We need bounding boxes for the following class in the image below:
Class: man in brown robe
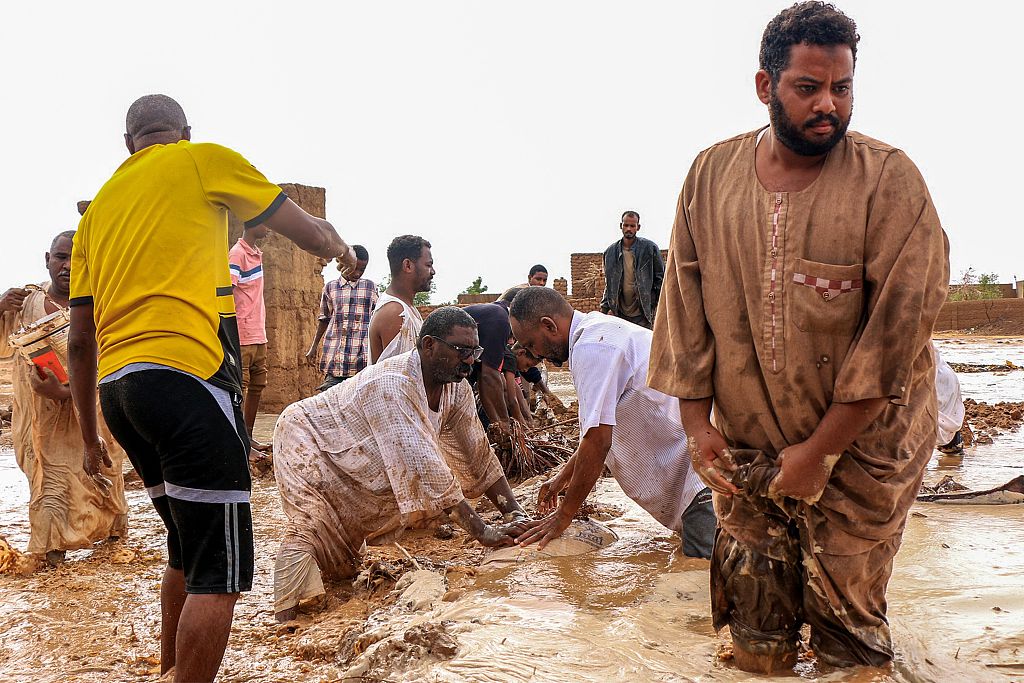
[648,2,949,673]
[0,232,126,567]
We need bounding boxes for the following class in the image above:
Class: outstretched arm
[515,424,612,549]
[262,198,357,268]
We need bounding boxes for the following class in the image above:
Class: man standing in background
[229,223,270,449]
[306,245,376,391]
[600,211,664,329]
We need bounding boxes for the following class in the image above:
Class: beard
[541,338,569,365]
[433,361,472,385]
[769,86,850,157]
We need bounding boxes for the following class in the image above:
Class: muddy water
[0,339,1022,681]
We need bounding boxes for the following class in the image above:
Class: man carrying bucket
[0,231,128,567]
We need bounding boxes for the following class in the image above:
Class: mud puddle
[1,340,1022,681]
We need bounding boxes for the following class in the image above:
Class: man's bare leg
[242,386,261,441]
[160,566,187,674]
[173,592,239,682]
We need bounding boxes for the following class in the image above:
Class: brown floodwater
[1,339,1022,681]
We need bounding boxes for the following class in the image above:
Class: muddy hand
[0,287,29,313]
[83,437,112,477]
[537,473,570,516]
[304,348,318,367]
[769,442,834,503]
[476,524,516,548]
[515,510,572,550]
[689,426,738,496]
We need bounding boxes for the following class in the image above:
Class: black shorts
[99,368,254,594]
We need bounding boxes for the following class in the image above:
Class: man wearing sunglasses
[271,307,527,623]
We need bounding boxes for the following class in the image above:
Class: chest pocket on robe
[789,258,864,335]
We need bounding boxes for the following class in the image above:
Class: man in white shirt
[508,286,713,557]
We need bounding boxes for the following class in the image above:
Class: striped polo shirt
[228,238,267,345]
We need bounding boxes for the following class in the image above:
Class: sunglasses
[429,335,484,361]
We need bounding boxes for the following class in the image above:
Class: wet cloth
[933,346,964,446]
[568,310,706,534]
[272,349,504,612]
[319,277,377,378]
[0,287,127,554]
[648,128,949,665]
[368,292,422,364]
[228,238,267,345]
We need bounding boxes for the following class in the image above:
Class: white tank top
[369,292,423,364]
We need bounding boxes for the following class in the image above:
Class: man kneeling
[273,307,527,621]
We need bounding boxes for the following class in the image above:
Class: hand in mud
[83,437,112,477]
[769,441,833,502]
[689,424,738,496]
[28,366,70,401]
[0,287,29,313]
[514,510,573,550]
[487,421,513,450]
[537,464,573,516]
[501,511,534,538]
[304,347,319,367]
[475,524,517,548]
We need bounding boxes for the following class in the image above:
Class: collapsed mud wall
[228,183,325,412]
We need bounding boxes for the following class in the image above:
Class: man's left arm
[68,303,111,475]
[772,151,950,501]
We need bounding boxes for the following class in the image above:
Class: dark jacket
[600,236,664,323]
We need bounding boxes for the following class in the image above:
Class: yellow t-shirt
[70,141,285,393]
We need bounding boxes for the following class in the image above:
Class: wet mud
[1,341,1022,681]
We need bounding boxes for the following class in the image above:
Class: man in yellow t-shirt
[67,94,356,683]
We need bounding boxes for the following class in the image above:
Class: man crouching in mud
[647,2,949,674]
[272,307,528,622]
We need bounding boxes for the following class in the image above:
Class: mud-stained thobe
[649,128,949,665]
[0,286,127,555]
[273,349,504,613]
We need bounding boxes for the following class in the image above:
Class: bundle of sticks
[493,418,576,480]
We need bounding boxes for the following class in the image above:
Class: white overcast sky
[2,1,1021,302]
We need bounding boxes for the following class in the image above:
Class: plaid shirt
[319,277,378,378]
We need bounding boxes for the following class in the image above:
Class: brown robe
[0,286,127,555]
[649,128,949,661]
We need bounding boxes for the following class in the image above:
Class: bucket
[8,308,71,383]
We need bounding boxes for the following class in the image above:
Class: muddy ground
[1,344,1023,682]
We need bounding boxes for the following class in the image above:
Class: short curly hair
[386,235,431,276]
[760,2,859,83]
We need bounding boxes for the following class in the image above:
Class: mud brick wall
[933,298,1024,332]
[457,293,499,305]
[229,183,325,412]
[553,278,568,296]
[569,250,669,299]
